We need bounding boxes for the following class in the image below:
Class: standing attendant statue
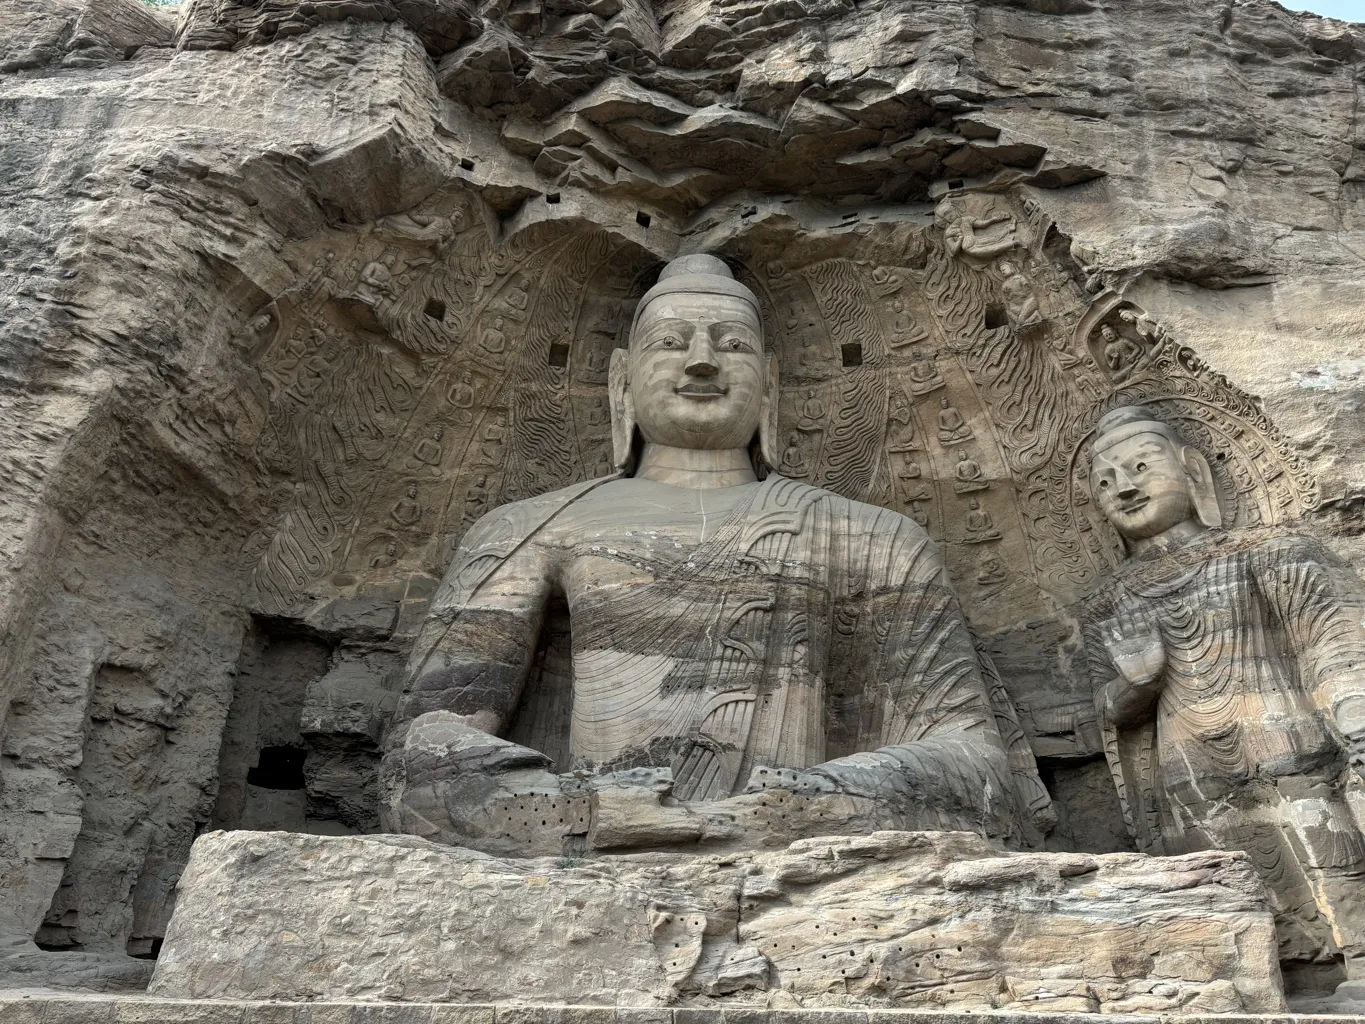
[381,254,1052,856]
[1084,405,1365,984]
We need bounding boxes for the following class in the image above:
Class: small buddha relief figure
[1100,324,1145,382]
[796,389,826,433]
[868,265,903,299]
[908,500,929,527]
[447,371,476,424]
[463,474,489,522]
[475,416,506,467]
[586,398,610,428]
[582,347,610,382]
[963,499,1001,543]
[1084,405,1365,989]
[907,353,945,395]
[888,301,928,350]
[976,557,1007,587]
[953,450,989,494]
[356,252,398,306]
[408,426,445,471]
[370,540,399,569]
[381,253,1052,858]
[897,457,922,481]
[780,431,809,478]
[479,317,508,358]
[938,397,974,446]
[502,278,530,316]
[391,483,422,528]
[996,257,1041,330]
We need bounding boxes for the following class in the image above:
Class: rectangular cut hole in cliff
[36,665,177,957]
[841,343,863,367]
[548,342,570,368]
[211,618,395,839]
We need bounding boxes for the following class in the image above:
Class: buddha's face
[1090,429,1196,540]
[628,291,765,450]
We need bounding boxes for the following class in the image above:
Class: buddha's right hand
[384,710,558,845]
[399,710,552,785]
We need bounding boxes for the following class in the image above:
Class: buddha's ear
[609,348,635,473]
[1180,445,1222,528]
[758,351,780,470]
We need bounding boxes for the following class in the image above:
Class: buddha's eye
[1099,479,1110,489]
[1135,462,1148,472]
[657,336,681,349]
[719,336,748,352]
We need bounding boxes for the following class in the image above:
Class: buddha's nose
[685,337,719,377]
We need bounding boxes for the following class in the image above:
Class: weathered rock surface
[2,0,1365,999]
[149,829,1284,1014]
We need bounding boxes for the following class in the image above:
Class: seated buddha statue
[380,255,1052,857]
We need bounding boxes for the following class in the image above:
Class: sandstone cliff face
[0,0,1363,992]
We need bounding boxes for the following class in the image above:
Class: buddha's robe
[386,473,1049,846]
[1085,532,1365,966]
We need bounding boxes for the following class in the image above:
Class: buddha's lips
[1118,495,1150,513]
[675,382,728,397]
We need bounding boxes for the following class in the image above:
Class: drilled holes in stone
[841,343,863,368]
[984,304,1007,330]
[548,343,569,368]
[424,298,446,322]
[460,158,475,171]
[948,179,965,190]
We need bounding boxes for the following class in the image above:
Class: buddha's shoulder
[764,476,929,536]
[462,478,613,547]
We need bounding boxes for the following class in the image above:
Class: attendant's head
[610,255,777,470]
[1089,405,1220,545]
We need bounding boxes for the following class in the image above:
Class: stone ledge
[1,1001,1364,1024]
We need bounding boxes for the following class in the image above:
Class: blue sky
[1281,0,1361,21]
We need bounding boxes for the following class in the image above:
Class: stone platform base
[3,1000,1365,1024]
[150,830,1287,1015]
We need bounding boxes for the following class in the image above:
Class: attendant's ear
[609,348,635,473]
[758,351,780,470]
[1180,445,1222,528]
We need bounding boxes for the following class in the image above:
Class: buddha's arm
[1257,539,1365,752]
[782,525,1013,829]
[393,524,555,741]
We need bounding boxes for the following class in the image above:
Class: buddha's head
[610,254,777,470]
[1088,405,1220,545]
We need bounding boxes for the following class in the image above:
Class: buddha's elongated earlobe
[609,348,635,472]
[758,351,780,470]
[1181,445,1222,528]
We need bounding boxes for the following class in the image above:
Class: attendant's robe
[1085,531,1365,966]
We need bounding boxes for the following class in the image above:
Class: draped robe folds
[1084,531,1365,964]
[387,474,1050,847]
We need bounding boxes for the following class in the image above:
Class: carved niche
[171,183,1315,768]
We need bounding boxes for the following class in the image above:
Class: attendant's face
[628,292,765,450]
[1090,430,1195,539]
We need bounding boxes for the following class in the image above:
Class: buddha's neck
[634,443,757,489]
[1127,519,1208,558]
